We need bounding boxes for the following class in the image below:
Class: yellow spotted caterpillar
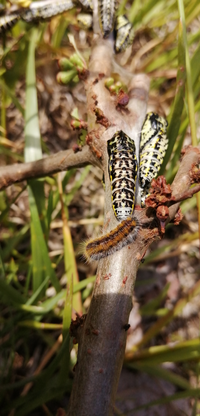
[139,112,168,206]
[114,15,134,53]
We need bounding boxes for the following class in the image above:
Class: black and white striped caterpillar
[21,0,75,23]
[0,1,134,54]
[0,0,92,34]
[98,0,116,38]
[97,1,134,52]
[0,13,20,34]
[107,130,138,222]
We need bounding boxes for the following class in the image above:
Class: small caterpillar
[139,112,168,206]
[114,15,134,53]
[0,13,20,34]
[21,0,75,23]
[77,13,93,29]
[98,0,116,38]
[84,217,139,261]
[108,131,138,221]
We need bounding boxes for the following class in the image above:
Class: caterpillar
[139,112,168,206]
[0,13,20,34]
[108,131,138,222]
[84,217,139,261]
[114,15,134,53]
[21,0,75,23]
[77,13,93,29]
[98,0,116,38]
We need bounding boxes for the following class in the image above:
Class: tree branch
[0,145,98,190]
[67,40,150,416]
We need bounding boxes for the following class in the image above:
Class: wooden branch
[67,40,150,416]
[169,146,200,220]
[0,145,98,190]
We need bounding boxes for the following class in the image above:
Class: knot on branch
[86,130,103,159]
[94,107,111,128]
[190,162,200,183]
[70,313,87,344]
[116,90,130,113]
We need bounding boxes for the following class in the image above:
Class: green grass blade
[0,277,26,306]
[127,363,190,390]
[24,29,60,293]
[127,338,200,365]
[159,18,186,175]
[24,29,42,163]
[28,186,61,292]
[178,0,197,146]
[57,174,81,385]
[177,0,200,235]
[0,79,24,116]
[1,224,29,261]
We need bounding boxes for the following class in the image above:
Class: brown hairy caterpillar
[83,217,139,261]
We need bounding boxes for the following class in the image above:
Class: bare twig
[0,145,97,190]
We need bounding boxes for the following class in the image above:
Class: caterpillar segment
[139,112,168,207]
[98,0,116,38]
[108,131,138,222]
[0,13,20,34]
[114,15,134,53]
[77,13,93,29]
[21,0,75,23]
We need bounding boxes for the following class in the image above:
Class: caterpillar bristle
[82,217,139,261]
